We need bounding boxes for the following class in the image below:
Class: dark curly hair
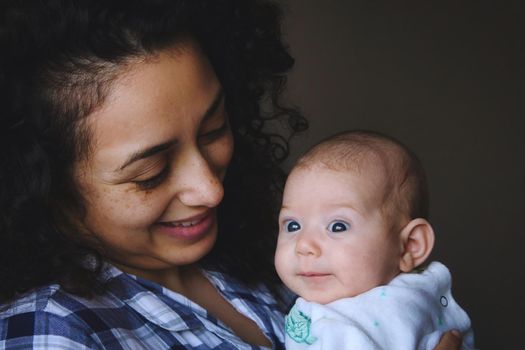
[0,0,307,303]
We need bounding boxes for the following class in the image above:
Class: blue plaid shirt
[0,265,291,349]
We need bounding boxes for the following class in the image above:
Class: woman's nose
[175,150,224,208]
[295,231,321,257]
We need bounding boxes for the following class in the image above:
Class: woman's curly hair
[0,0,307,303]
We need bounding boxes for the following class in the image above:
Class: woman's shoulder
[0,284,61,319]
[0,267,152,349]
[0,269,127,321]
[0,284,103,348]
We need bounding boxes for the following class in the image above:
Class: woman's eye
[133,166,169,190]
[283,220,301,233]
[199,119,229,144]
[328,221,350,233]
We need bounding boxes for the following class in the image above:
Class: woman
[0,0,462,348]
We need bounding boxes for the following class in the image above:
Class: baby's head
[275,130,434,304]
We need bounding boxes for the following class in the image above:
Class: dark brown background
[280,1,523,348]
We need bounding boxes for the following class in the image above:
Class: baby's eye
[328,221,350,233]
[283,220,301,233]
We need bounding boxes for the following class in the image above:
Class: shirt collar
[100,264,204,332]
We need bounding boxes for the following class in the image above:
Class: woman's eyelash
[200,120,228,141]
[132,119,228,191]
[134,165,170,190]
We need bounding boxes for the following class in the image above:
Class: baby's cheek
[274,245,295,285]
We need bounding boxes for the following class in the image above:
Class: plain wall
[280,1,523,348]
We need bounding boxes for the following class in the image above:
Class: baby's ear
[398,218,435,272]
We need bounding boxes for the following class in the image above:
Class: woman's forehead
[76,43,220,170]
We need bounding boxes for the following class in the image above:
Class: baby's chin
[298,291,352,305]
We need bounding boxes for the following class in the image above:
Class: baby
[275,130,474,349]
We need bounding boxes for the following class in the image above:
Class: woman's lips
[156,211,215,240]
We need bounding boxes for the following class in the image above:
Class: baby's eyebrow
[337,203,358,210]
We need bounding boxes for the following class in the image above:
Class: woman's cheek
[88,187,168,230]
[127,189,175,226]
[211,131,234,175]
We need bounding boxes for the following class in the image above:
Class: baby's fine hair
[295,130,429,228]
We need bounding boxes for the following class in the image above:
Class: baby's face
[275,166,402,304]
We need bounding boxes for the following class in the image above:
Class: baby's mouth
[299,272,331,277]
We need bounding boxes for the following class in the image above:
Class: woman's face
[74,43,233,275]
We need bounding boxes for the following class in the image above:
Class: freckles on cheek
[121,190,166,225]
[87,188,162,230]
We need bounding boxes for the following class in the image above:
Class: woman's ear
[398,218,435,272]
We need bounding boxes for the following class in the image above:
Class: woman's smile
[156,209,216,241]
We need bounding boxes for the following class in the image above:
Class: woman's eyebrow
[116,88,224,172]
[117,141,176,171]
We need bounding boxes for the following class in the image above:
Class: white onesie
[284,261,474,350]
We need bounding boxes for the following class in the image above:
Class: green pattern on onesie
[285,305,317,345]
